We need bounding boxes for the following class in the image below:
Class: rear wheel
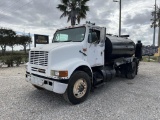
[63,71,91,105]
[126,62,137,79]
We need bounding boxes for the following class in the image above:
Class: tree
[157,8,160,46]
[57,0,89,26]
[151,7,160,62]
[17,35,32,54]
[151,7,160,46]
[0,28,16,55]
[6,30,17,54]
[0,28,7,55]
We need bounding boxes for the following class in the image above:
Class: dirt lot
[0,62,160,120]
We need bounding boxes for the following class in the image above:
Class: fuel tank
[105,35,135,63]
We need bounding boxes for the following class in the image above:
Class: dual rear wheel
[126,61,137,79]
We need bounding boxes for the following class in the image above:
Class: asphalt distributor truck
[26,22,142,104]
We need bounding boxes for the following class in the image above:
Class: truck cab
[26,23,140,104]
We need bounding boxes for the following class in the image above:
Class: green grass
[142,56,158,62]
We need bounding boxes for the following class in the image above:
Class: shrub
[21,55,28,63]
[14,55,22,66]
[0,55,24,67]
[0,56,14,67]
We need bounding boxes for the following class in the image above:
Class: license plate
[31,75,44,86]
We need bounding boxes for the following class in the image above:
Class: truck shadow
[25,75,140,108]
[25,88,70,108]
[89,76,137,99]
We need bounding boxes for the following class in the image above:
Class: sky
[0,0,159,50]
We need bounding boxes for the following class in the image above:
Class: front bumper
[26,72,68,94]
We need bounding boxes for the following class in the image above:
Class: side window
[88,29,100,43]
[94,30,100,40]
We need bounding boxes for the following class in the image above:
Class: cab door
[86,27,106,67]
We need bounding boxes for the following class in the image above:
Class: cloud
[0,0,159,50]
[124,10,152,25]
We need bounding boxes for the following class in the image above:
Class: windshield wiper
[53,40,72,42]
[72,40,82,42]
[53,41,60,43]
[63,40,72,42]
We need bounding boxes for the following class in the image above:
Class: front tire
[63,71,91,105]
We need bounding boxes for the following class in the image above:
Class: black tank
[105,35,135,63]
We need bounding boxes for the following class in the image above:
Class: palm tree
[57,0,89,26]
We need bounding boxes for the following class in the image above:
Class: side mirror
[100,27,106,41]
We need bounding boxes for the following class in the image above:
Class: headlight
[50,70,68,77]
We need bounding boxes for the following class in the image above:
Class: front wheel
[63,71,91,105]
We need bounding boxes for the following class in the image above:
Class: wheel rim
[73,79,87,98]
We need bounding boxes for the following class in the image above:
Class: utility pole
[158,8,160,47]
[156,8,160,62]
[158,9,160,62]
[113,0,122,36]
[28,33,31,50]
[119,0,121,36]
[153,0,157,46]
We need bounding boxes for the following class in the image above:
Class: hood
[31,42,81,51]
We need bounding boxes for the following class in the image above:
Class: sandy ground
[0,62,160,120]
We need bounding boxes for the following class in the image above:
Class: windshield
[52,27,86,42]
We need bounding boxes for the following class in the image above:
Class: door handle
[79,50,87,56]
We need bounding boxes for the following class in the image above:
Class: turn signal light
[59,71,68,77]
[50,70,68,77]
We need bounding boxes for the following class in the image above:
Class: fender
[50,58,92,79]
[114,57,138,67]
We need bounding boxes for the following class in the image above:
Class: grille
[30,51,48,66]
[31,67,46,73]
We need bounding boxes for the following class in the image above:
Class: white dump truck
[26,22,142,104]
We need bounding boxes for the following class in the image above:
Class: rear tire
[126,62,137,79]
[63,71,91,105]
